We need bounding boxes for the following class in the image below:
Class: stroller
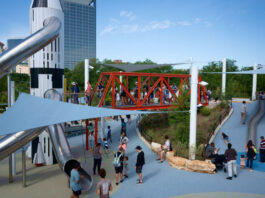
[213,154,227,172]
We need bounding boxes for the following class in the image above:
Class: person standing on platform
[224,143,237,180]
[241,101,247,124]
[97,168,112,198]
[259,136,265,162]
[70,161,83,198]
[93,143,102,175]
[85,81,92,106]
[135,146,145,184]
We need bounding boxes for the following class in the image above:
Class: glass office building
[60,0,96,70]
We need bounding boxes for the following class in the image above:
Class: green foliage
[200,107,211,116]
[139,113,169,132]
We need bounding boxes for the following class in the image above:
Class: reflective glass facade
[60,0,96,70]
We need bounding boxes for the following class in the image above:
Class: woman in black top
[245,140,256,171]
[135,146,145,184]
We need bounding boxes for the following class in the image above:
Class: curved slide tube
[0,17,92,190]
[47,124,93,191]
[248,100,265,145]
[0,17,60,78]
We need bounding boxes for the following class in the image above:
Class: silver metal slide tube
[0,127,47,161]
[47,124,93,192]
[0,16,61,78]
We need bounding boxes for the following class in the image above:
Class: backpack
[169,143,173,151]
[113,152,123,167]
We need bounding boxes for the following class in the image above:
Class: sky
[0,0,265,68]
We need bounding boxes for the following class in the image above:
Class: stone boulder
[167,156,187,167]
[151,142,161,153]
[185,160,216,174]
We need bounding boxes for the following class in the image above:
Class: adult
[85,81,92,106]
[121,119,126,134]
[245,140,256,171]
[241,101,247,124]
[70,161,83,198]
[113,147,124,186]
[93,143,102,175]
[98,81,104,99]
[259,136,265,162]
[119,132,129,152]
[135,146,145,184]
[97,168,112,198]
[205,143,226,171]
[224,143,237,180]
[157,135,171,163]
[72,82,79,104]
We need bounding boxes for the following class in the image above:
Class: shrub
[200,107,210,116]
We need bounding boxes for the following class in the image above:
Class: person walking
[85,81,92,106]
[135,146,145,184]
[241,101,247,124]
[224,143,237,180]
[246,140,256,171]
[258,136,265,162]
[113,147,124,186]
[93,143,102,175]
[107,125,112,143]
[70,161,83,198]
[97,168,112,198]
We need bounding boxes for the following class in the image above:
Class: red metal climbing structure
[86,72,209,148]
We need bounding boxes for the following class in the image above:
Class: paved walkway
[106,104,265,198]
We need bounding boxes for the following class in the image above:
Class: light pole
[222,58,226,96]
[84,59,94,91]
[189,58,198,160]
[252,64,257,101]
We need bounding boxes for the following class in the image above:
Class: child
[70,161,83,198]
[107,125,112,143]
[240,155,246,169]
[124,156,129,178]
[221,132,229,145]
[89,132,95,150]
[116,90,120,106]
[103,138,110,153]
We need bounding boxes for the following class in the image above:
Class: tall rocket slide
[0,0,92,191]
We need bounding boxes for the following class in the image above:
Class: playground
[1,0,265,198]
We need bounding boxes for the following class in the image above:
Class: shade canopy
[0,93,154,136]
[104,63,188,72]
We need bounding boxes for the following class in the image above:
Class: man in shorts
[70,161,83,198]
[97,168,112,198]
[135,146,145,184]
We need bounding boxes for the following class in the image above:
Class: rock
[166,151,174,159]
[151,142,161,153]
[185,160,216,174]
[167,156,187,167]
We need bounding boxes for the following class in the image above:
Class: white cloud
[194,18,201,24]
[100,12,213,35]
[177,21,192,26]
[203,21,212,27]
[141,20,175,32]
[120,10,136,21]
[101,24,117,35]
